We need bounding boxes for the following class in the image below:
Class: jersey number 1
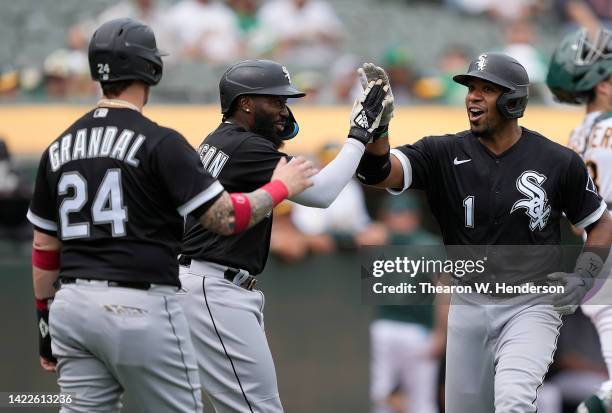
[58,169,127,240]
[463,196,474,228]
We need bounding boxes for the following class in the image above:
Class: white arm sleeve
[289,138,365,208]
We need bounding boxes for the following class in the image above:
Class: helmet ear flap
[497,90,528,119]
[278,106,299,140]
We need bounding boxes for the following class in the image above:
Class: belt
[178,256,257,291]
[59,277,152,291]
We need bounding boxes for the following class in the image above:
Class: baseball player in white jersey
[547,27,612,412]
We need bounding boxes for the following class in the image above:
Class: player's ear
[239,96,253,114]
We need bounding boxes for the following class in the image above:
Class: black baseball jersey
[391,128,607,282]
[27,107,224,286]
[181,122,285,275]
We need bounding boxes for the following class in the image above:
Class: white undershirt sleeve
[289,138,365,208]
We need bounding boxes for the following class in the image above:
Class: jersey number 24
[58,169,127,240]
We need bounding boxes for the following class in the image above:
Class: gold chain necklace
[96,98,141,112]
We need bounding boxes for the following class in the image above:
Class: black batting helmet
[219,59,305,114]
[88,18,166,86]
[453,53,529,119]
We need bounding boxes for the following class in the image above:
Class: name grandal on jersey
[49,126,146,172]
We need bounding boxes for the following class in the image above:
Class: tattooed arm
[199,157,316,235]
[199,189,273,236]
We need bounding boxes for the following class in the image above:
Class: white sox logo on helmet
[281,66,291,84]
[477,54,487,71]
[510,170,551,231]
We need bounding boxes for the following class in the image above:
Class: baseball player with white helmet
[547,27,612,413]
[28,18,314,412]
[357,53,612,412]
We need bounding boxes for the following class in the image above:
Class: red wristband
[261,180,289,207]
[32,248,60,271]
[230,193,252,233]
[35,298,52,311]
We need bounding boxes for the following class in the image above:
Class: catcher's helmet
[546,28,612,104]
[219,59,305,140]
[453,53,529,119]
[89,18,166,86]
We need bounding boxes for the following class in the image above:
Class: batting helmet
[88,18,166,86]
[546,28,612,104]
[219,59,306,139]
[453,53,530,119]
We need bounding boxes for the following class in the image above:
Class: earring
[245,108,250,112]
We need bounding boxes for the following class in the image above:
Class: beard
[470,120,494,140]
[251,108,284,149]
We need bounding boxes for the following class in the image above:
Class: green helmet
[546,27,612,104]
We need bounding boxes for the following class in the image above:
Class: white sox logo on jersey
[510,171,551,231]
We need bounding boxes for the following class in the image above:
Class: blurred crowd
[1,0,611,104]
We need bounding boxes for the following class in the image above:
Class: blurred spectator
[291,70,325,103]
[446,0,543,21]
[0,138,31,243]
[226,0,260,34]
[43,49,94,99]
[556,0,612,33]
[290,143,387,251]
[68,0,171,51]
[0,66,20,99]
[166,0,242,64]
[46,0,168,98]
[500,20,548,85]
[269,201,311,262]
[371,194,446,413]
[257,0,345,69]
[318,54,363,104]
[414,44,472,105]
[381,46,419,105]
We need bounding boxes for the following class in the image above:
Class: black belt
[59,277,151,291]
[178,256,257,291]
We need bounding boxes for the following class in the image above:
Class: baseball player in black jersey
[356,54,612,412]
[27,19,314,413]
[177,59,392,412]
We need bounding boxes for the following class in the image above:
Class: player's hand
[358,62,395,128]
[40,356,57,372]
[271,157,317,198]
[547,272,592,315]
[348,79,391,145]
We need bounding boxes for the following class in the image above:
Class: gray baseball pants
[445,292,562,413]
[49,279,203,413]
[178,260,283,413]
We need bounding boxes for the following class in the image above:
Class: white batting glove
[547,252,603,315]
[358,62,394,128]
[348,78,391,145]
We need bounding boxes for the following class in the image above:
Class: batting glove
[358,63,394,138]
[348,79,391,145]
[548,251,603,315]
[36,297,57,363]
